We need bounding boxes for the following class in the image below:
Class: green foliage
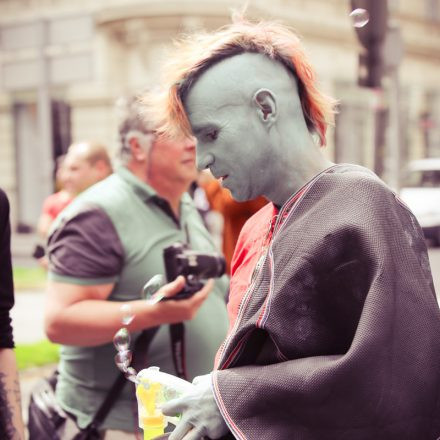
[13,266,47,291]
[15,340,59,370]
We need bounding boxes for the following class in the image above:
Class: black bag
[28,328,159,440]
[27,371,101,440]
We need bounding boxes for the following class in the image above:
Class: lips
[182,158,196,165]
[211,169,228,180]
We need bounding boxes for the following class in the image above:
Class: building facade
[1,0,439,229]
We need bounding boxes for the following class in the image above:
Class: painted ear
[252,88,277,125]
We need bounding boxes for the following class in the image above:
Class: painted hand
[162,373,229,440]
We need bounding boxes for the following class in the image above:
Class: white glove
[162,373,229,440]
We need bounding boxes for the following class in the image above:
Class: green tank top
[49,167,229,431]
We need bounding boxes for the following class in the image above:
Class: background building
[1,0,439,230]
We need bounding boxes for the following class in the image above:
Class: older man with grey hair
[44,94,229,438]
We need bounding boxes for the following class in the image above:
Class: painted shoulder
[328,163,392,197]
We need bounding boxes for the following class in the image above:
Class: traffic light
[351,0,388,88]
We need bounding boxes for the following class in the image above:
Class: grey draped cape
[213,165,440,440]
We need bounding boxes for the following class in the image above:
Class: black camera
[163,242,226,299]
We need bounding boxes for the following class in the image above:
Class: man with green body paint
[151,19,440,440]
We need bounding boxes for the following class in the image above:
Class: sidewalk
[11,290,47,344]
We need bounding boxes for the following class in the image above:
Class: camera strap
[169,323,187,380]
[96,328,159,426]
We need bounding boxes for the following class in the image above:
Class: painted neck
[266,144,334,207]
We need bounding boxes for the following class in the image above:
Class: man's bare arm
[37,212,53,239]
[45,276,213,346]
[0,349,24,440]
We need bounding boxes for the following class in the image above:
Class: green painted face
[184,52,331,205]
[184,53,289,202]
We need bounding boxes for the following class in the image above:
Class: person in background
[44,95,229,438]
[201,174,267,274]
[0,188,25,440]
[37,141,113,240]
[34,141,113,268]
[149,18,440,440]
[36,155,72,240]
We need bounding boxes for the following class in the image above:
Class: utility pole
[37,19,54,201]
[383,24,404,191]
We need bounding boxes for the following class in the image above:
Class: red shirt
[203,179,267,274]
[226,186,308,334]
[42,190,73,220]
[227,203,277,333]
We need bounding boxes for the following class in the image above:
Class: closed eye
[205,129,219,141]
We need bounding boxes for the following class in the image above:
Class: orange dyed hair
[145,18,337,146]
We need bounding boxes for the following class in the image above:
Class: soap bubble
[349,8,369,28]
[115,350,132,371]
[120,303,134,325]
[142,274,165,300]
[125,367,139,383]
[113,327,131,352]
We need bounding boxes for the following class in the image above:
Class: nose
[196,151,214,171]
[183,136,196,150]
